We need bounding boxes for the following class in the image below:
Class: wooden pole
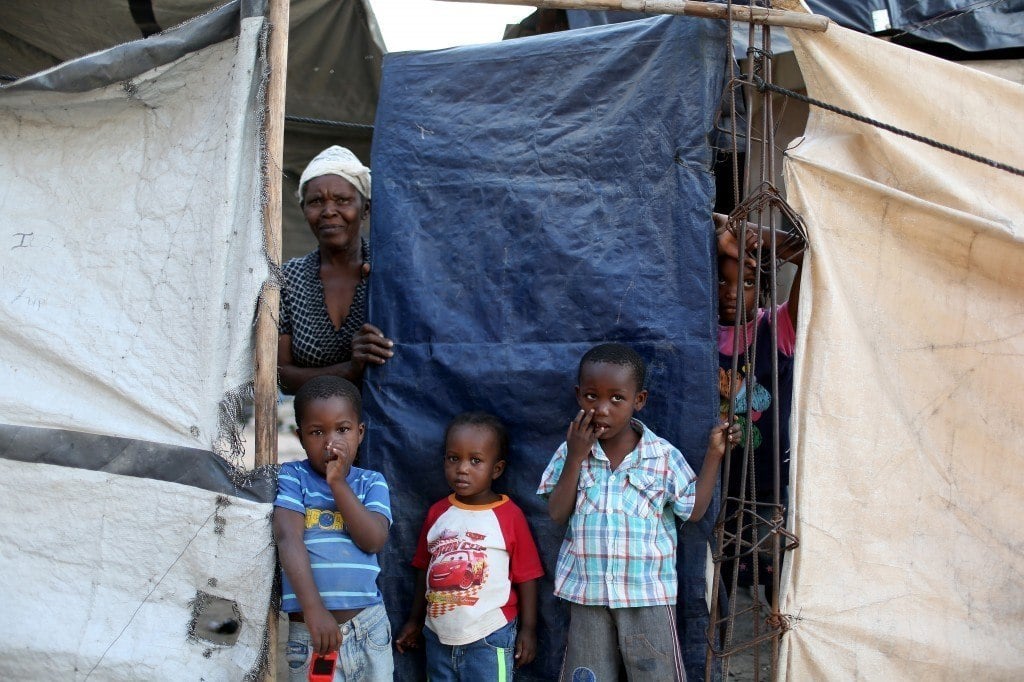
[436,0,829,31]
[256,0,288,679]
[256,2,287,491]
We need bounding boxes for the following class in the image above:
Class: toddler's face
[295,396,364,477]
[443,424,505,506]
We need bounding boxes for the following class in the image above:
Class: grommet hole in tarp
[189,591,242,646]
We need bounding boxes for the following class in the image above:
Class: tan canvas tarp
[781,24,1024,680]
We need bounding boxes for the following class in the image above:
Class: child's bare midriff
[288,607,364,625]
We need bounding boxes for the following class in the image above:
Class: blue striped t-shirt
[275,460,392,612]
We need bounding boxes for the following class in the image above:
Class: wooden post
[436,0,829,31]
[256,0,289,679]
[255,4,287,483]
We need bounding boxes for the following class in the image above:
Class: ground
[719,586,778,681]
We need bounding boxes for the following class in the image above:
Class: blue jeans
[423,618,517,681]
[284,602,393,681]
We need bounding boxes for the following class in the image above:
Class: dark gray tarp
[889,0,1024,52]
[0,0,264,93]
[0,425,275,503]
[366,15,726,681]
[566,1,1024,53]
[802,0,1024,52]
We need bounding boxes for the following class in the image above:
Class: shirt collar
[591,418,658,463]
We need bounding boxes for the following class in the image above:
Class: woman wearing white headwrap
[277,146,394,393]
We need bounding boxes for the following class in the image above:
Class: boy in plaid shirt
[537,343,738,681]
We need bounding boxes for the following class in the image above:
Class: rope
[285,115,374,132]
[752,76,1024,178]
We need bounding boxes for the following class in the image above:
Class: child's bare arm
[323,441,390,553]
[329,480,389,553]
[547,410,598,524]
[689,421,741,522]
[514,579,538,667]
[272,507,341,654]
[394,569,427,653]
[715,213,805,265]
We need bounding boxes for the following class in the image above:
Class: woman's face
[302,174,367,251]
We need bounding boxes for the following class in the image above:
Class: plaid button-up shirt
[537,420,697,607]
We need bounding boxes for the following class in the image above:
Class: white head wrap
[298,145,371,202]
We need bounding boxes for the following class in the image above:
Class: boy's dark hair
[444,411,509,462]
[578,343,646,391]
[293,376,362,427]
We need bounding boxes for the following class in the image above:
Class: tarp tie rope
[285,114,374,132]
[752,75,1024,178]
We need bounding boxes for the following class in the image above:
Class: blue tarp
[365,15,727,681]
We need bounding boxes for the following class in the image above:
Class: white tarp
[0,459,275,680]
[0,7,276,680]
[782,24,1024,680]
[0,15,267,453]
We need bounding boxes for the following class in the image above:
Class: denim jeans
[560,603,685,681]
[284,602,393,682]
[423,618,517,681]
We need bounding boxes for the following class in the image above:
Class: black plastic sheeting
[364,16,726,681]
[568,1,1024,53]
[802,0,1024,52]
[0,0,266,93]
[0,424,276,503]
[890,0,1024,53]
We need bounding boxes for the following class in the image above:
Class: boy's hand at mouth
[566,409,598,464]
[324,441,353,484]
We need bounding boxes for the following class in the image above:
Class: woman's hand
[351,323,394,371]
[566,409,597,465]
[349,263,394,372]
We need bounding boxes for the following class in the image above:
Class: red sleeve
[411,498,451,570]
[495,500,544,584]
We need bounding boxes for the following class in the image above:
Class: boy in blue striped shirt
[274,376,393,680]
